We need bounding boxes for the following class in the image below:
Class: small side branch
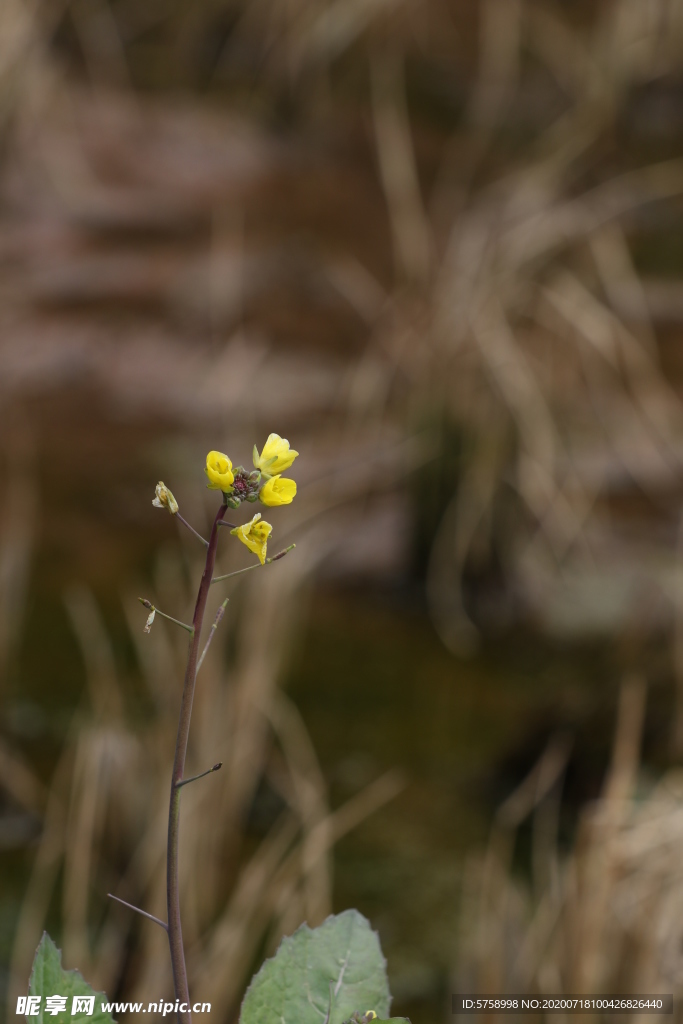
[107,893,168,931]
[216,520,238,529]
[139,598,194,635]
[197,600,228,673]
[176,513,209,548]
[176,763,223,789]
[211,544,296,584]
[268,543,297,563]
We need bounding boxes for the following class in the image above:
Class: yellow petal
[205,450,234,491]
[230,513,272,564]
[254,434,299,475]
[259,475,297,507]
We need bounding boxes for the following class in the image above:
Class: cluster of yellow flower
[204,433,298,507]
[206,434,297,565]
[153,434,298,566]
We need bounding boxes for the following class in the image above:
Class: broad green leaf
[240,910,391,1024]
[27,933,116,1024]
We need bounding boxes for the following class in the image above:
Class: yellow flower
[205,451,234,492]
[253,433,299,475]
[259,475,297,506]
[152,481,178,514]
[230,512,272,565]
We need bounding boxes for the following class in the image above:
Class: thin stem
[211,563,259,585]
[211,544,296,584]
[176,513,209,548]
[107,893,168,931]
[167,501,227,1024]
[268,543,297,562]
[215,520,238,529]
[139,599,194,635]
[176,762,223,789]
[196,599,228,673]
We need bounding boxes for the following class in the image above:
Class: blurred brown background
[2,1,683,1022]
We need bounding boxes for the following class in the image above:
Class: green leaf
[27,933,116,1024]
[239,910,391,1024]
[341,1019,411,1024]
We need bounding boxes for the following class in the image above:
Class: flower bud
[152,482,179,515]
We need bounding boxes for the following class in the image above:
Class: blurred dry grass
[1,0,683,1020]
[456,675,683,1008]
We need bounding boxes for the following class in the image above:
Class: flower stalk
[176,762,223,789]
[138,599,194,635]
[142,438,298,1024]
[166,500,227,1024]
[176,513,209,548]
[107,893,168,931]
[196,599,228,673]
[211,544,296,584]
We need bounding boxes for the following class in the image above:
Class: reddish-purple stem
[166,501,227,1024]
